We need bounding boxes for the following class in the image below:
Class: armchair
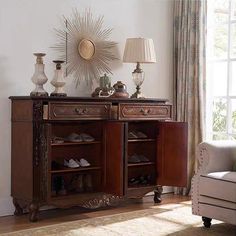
[192,141,236,227]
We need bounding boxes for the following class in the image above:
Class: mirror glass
[78,39,95,60]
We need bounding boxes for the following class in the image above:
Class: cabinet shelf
[51,141,101,146]
[51,166,101,174]
[51,191,99,199]
[49,192,104,207]
[128,138,155,143]
[128,162,155,167]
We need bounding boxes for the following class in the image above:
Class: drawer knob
[75,108,88,115]
[140,108,151,116]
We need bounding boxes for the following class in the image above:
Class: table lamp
[123,38,156,98]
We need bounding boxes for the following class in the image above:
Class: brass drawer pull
[75,108,88,115]
[140,108,151,116]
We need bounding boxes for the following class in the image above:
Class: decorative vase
[50,60,67,97]
[111,81,129,98]
[91,73,114,97]
[30,53,48,96]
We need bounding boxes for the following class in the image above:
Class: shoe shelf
[51,141,101,146]
[51,166,101,174]
[128,138,155,143]
[128,162,155,167]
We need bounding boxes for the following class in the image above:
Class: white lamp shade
[123,38,156,63]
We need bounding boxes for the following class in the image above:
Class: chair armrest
[197,141,236,174]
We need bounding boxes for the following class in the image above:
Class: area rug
[2,201,236,236]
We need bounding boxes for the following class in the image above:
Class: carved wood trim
[82,194,124,209]
[48,102,112,120]
[33,101,43,167]
[118,103,172,120]
[40,125,48,202]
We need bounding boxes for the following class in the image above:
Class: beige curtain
[173,0,207,195]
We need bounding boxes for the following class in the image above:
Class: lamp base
[131,85,145,98]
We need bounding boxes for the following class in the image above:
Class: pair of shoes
[51,176,67,196]
[128,174,152,187]
[128,154,150,163]
[51,136,65,144]
[64,158,91,168]
[79,158,91,167]
[128,130,147,139]
[64,159,80,168]
[66,133,95,142]
[68,174,93,193]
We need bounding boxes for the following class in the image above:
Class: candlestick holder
[50,60,67,97]
[30,53,48,96]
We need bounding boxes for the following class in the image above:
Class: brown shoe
[75,175,84,193]
[84,174,93,192]
[68,175,84,193]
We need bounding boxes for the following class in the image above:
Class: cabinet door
[104,122,125,196]
[157,121,187,187]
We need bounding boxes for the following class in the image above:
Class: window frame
[206,0,236,140]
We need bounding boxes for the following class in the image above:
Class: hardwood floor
[0,194,190,234]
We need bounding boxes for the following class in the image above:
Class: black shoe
[51,161,61,170]
[57,176,67,196]
[129,177,140,186]
[51,176,58,196]
[139,175,148,185]
[138,155,150,162]
[128,154,141,163]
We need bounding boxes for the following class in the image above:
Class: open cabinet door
[157,121,187,187]
[104,122,125,196]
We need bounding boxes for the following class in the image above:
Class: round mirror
[78,39,95,60]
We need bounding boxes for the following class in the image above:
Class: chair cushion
[199,171,236,203]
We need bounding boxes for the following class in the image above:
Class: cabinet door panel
[157,122,187,187]
[104,122,124,196]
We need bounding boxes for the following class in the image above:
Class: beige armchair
[192,141,236,227]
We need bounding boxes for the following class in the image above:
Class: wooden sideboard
[10,96,187,222]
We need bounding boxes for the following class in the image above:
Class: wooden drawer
[47,102,111,120]
[118,103,171,120]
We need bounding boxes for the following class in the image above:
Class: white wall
[0,0,174,216]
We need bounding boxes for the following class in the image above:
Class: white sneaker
[77,158,90,167]
[64,159,80,168]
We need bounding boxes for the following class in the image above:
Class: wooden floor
[0,194,190,234]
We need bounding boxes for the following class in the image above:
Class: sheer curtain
[173,0,207,195]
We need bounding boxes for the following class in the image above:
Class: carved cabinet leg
[154,186,163,203]
[29,202,39,222]
[202,216,212,228]
[13,198,23,216]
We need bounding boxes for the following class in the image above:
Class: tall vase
[30,53,48,96]
[50,60,67,97]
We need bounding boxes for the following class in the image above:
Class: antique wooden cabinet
[10,97,187,221]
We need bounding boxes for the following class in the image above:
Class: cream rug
[2,201,236,236]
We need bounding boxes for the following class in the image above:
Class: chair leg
[202,216,212,228]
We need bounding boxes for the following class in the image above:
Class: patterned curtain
[173,0,207,195]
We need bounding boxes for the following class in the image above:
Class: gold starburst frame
[53,9,117,86]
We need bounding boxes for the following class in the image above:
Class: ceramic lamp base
[131,86,145,98]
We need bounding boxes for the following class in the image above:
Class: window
[206,0,236,140]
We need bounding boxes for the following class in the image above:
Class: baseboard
[145,186,173,196]
[163,186,174,194]
[0,196,14,217]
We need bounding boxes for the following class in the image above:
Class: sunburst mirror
[53,9,117,86]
